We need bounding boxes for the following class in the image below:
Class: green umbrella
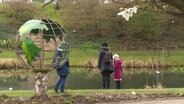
[19,19,48,40]
[21,38,41,64]
[18,19,48,64]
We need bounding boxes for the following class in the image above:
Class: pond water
[0,67,184,90]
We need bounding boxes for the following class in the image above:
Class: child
[113,54,123,89]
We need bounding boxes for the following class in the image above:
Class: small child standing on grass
[113,54,123,89]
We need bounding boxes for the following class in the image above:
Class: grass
[1,88,184,97]
[65,49,184,66]
[1,49,184,67]
[0,50,17,58]
[66,88,184,95]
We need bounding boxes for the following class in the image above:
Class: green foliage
[1,3,40,26]
[0,23,17,40]
[0,50,16,58]
[60,1,120,37]
[0,2,184,49]
[2,88,184,97]
[0,39,17,49]
[124,10,162,41]
[82,42,99,51]
[59,2,184,49]
[40,4,65,25]
[2,48,184,66]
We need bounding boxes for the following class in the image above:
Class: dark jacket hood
[101,46,109,51]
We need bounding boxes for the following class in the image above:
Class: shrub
[82,42,99,51]
[0,39,17,49]
[2,2,40,26]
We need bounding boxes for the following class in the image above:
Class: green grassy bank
[1,88,184,97]
[0,49,184,68]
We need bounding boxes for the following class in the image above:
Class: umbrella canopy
[19,19,48,40]
[21,38,41,64]
[16,18,69,70]
[30,18,65,41]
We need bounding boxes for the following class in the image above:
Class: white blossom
[104,0,112,4]
[72,0,76,4]
[119,7,124,11]
[156,70,160,74]
[132,6,139,14]
[9,88,13,91]
[117,5,139,21]
[132,91,136,95]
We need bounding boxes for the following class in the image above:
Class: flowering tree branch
[117,0,184,21]
[151,0,184,18]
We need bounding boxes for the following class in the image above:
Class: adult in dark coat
[52,48,70,93]
[98,42,113,89]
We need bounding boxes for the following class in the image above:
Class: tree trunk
[34,72,48,99]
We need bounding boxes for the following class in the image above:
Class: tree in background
[42,0,183,16]
[115,0,183,20]
[0,1,183,49]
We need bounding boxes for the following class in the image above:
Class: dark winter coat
[98,46,113,73]
[52,50,70,77]
[56,58,69,77]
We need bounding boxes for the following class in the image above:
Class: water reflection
[0,67,184,90]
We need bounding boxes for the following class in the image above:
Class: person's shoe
[60,90,64,93]
[54,89,59,93]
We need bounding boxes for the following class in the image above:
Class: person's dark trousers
[116,81,121,89]
[102,71,111,89]
[54,75,67,93]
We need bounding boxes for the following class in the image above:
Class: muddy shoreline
[1,93,184,104]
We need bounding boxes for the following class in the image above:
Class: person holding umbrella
[52,47,70,93]
[98,42,114,89]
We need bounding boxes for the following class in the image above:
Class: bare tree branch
[160,0,184,12]
[112,0,139,7]
[0,9,8,14]
[42,0,55,8]
[151,0,184,18]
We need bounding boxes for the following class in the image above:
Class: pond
[0,67,184,90]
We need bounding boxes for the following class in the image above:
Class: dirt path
[124,98,184,104]
[98,98,184,104]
